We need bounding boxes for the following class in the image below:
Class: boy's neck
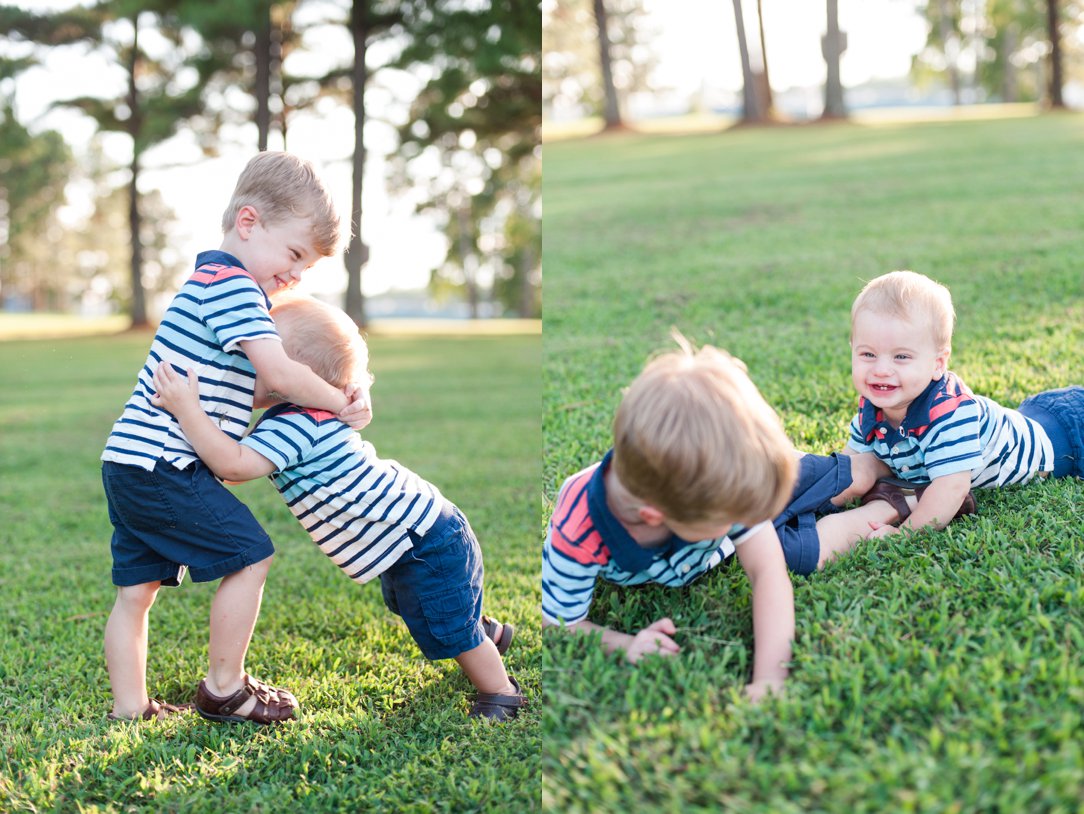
[603,466,672,547]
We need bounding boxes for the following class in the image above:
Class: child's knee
[248,554,273,579]
[846,453,885,496]
[116,582,160,612]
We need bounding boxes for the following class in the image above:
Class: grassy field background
[0,326,540,812]
[542,113,1083,812]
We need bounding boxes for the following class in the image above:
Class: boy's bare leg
[816,496,916,569]
[829,452,892,507]
[204,557,273,718]
[104,582,160,717]
[455,638,516,695]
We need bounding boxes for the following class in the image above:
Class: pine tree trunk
[254,2,272,151]
[592,0,622,129]
[732,0,760,122]
[127,13,147,328]
[1046,0,1064,107]
[344,0,369,328]
[822,0,846,119]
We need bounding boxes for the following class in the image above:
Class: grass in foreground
[0,331,540,813]
[542,113,1084,812]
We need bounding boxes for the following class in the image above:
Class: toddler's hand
[626,617,680,664]
[339,382,373,431]
[866,521,898,540]
[745,677,784,704]
[149,363,199,413]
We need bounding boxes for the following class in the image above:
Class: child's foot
[468,676,526,722]
[195,675,298,725]
[107,699,193,722]
[481,615,514,655]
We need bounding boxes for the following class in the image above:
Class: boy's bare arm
[735,523,795,701]
[898,470,972,532]
[546,617,681,663]
[150,364,276,482]
[241,337,350,414]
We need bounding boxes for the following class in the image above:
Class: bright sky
[644,0,929,94]
[2,2,447,301]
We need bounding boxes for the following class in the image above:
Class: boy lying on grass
[541,336,895,700]
[836,270,1083,540]
[151,294,526,722]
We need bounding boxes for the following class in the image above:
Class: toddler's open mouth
[870,383,897,393]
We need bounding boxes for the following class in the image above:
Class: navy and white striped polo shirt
[542,450,761,626]
[847,372,1054,488]
[241,404,444,585]
[102,251,278,471]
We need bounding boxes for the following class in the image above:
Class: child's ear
[933,346,951,380]
[637,506,666,527]
[235,205,259,238]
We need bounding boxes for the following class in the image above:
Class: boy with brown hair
[150,295,526,721]
[840,269,1083,539]
[541,338,889,700]
[101,152,371,723]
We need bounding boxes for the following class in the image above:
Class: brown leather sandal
[468,676,526,722]
[107,699,193,722]
[860,480,915,520]
[481,615,514,655]
[195,675,298,725]
[860,479,977,522]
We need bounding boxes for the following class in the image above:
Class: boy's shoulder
[259,403,341,426]
[908,371,978,435]
[549,459,610,567]
[184,250,263,294]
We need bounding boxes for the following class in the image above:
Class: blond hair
[269,295,371,389]
[851,270,955,351]
[612,337,797,525]
[221,152,341,257]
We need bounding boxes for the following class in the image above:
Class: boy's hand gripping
[339,381,373,431]
[626,617,681,664]
[149,363,200,415]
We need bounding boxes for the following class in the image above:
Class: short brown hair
[269,295,371,389]
[851,270,955,351]
[612,337,797,525]
[222,152,341,257]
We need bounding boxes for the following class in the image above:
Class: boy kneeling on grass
[834,270,1084,541]
[151,295,526,722]
[541,336,894,701]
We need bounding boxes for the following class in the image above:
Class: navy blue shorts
[1018,386,1084,479]
[380,502,486,661]
[772,453,853,576]
[103,460,275,587]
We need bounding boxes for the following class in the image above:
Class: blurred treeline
[0,0,541,326]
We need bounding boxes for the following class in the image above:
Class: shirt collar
[586,449,684,573]
[858,375,949,439]
[195,250,271,309]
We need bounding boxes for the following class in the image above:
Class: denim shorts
[103,459,275,587]
[772,453,853,576]
[1018,386,1084,479]
[379,502,487,661]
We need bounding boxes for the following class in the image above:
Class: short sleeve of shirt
[542,522,604,626]
[728,520,767,546]
[201,271,279,352]
[848,413,874,454]
[541,472,607,626]
[921,399,983,480]
[241,410,317,474]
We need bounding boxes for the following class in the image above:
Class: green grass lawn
[543,113,1084,812]
[0,330,540,813]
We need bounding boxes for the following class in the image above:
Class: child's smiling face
[850,308,949,425]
